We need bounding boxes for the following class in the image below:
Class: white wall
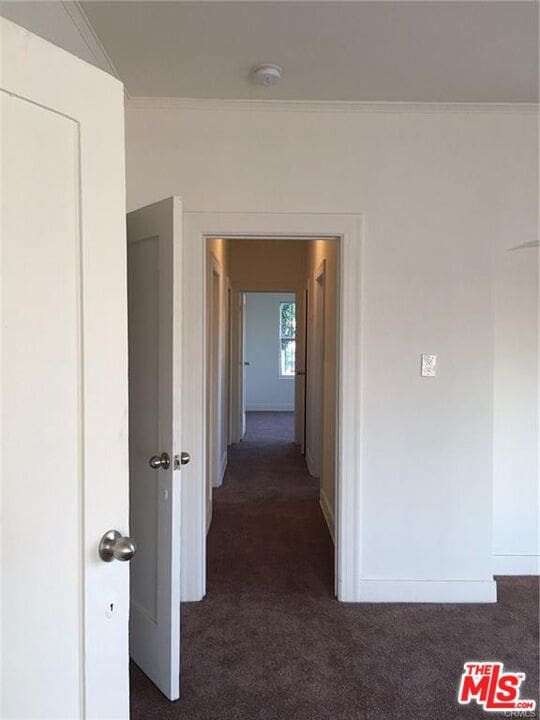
[127,104,538,595]
[245,292,295,412]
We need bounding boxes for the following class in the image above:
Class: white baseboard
[354,579,497,603]
[493,554,540,575]
[213,451,227,488]
[319,488,335,544]
[246,404,294,412]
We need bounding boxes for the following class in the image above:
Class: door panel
[2,92,82,720]
[127,197,183,701]
[1,17,128,719]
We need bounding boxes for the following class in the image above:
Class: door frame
[230,287,297,434]
[206,250,223,532]
[181,211,363,603]
[305,260,326,479]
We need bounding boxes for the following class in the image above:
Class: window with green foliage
[279,301,296,377]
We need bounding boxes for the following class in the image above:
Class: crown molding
[61,2,132,101]
[60,2,120,78]
[126,96,539,115]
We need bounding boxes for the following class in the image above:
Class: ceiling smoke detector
[251,64,283,87]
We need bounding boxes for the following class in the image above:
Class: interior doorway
[181,211,364,605]
[242,291,298,443]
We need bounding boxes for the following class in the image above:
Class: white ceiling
[79,1,538,103]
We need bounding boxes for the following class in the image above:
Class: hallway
[130,413,539,720]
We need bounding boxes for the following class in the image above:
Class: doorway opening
[181,211,363,607]
[243,291,297,444]
[204,237,339,597]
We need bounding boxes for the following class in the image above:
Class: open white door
[127,197,183,700]
[1,18,129,719]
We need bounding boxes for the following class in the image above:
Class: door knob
[173,452,191,469]
[296,370,306,376]
[99,530,137,562]
[149,452,170,469]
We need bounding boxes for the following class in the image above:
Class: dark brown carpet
[131,411,539,720]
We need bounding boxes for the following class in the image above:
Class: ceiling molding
[126,97,539,115]
[60,1,120,79]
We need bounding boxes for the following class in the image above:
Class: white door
[1,18,129,720]
[127,197,183,700]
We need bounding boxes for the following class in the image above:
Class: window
[279,301,296,377]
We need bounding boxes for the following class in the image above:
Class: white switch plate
[421,354,438,377]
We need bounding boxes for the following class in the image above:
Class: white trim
[60,2,121,80]
[493,555,540,576]
[305,259,326,480]
[319,489,335,545]
[127,96,538,115]
[356,580,497,603]
[246,404,294,412]
[214,451,228,489]
[181,211,362,602]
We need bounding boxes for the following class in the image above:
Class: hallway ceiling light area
[80,1,539,103]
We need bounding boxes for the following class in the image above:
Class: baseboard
[493,554,540,575]
[245,404,294,412]
[354,579,497,603]
[319,489,335,544]
[213,451,227,488]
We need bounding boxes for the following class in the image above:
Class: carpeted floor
[131,411,539,720]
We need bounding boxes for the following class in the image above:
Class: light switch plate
[421,354,438,377]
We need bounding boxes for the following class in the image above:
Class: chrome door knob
[149,452,170,469]
[180,451,190,465]
[99,530,137,562]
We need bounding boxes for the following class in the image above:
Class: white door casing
[294,285,308,451]
[1,18,129,719]
[180,212,363,603]
[306,261,326,478]
[207,250,224,499]
[127,197,183,700]
[228,288,247,446]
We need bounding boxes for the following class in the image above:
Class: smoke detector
[251,64,283,87]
